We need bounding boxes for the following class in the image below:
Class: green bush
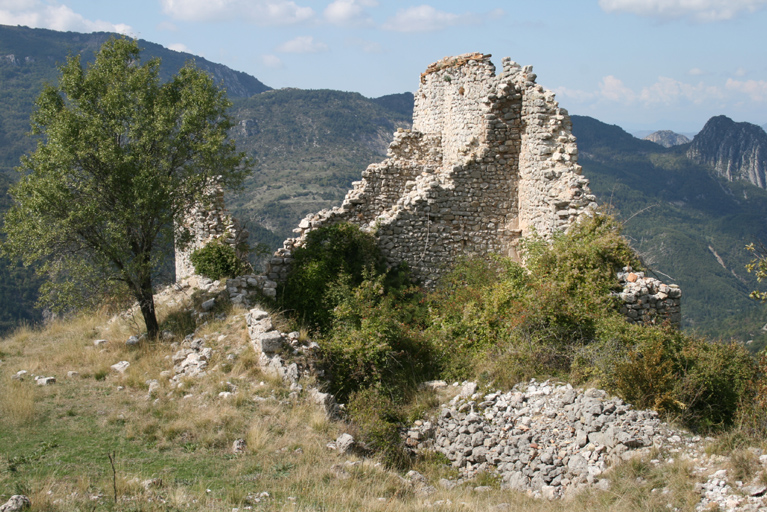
[318,272,433,402]
[189,239,249,280]
[426,214,640,382]
[278,222,399,332]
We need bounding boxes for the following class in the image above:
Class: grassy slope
[0,298,726,512]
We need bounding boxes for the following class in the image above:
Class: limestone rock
[111,361,130,373]
[335,433,355,454]
[0,495,30,512]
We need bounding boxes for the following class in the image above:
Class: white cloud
[638,76,724,105]
[0,1,133,34]
[276,35,328,53]
[552,86,598,103]
[600,75,637,103]
[160,0,314,25]
[168,43,190,53]
[726,78,767,102]
[382,5,478,32]
[324,0,377,26]
[688,67,705,76]
[262,54,283,68]
[599,0,767,22]
[735,67,748,77]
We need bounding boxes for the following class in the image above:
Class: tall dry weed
[0,378,36,424]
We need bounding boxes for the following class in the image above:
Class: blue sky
[2,0,766,134]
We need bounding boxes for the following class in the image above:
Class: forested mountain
[0,24,269,175]
[0,25,766,348]
[572,115,767,348]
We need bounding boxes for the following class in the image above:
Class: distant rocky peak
[687,115,767,189]
[643,130,690,148]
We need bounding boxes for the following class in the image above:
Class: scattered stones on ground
[110,361,130,373]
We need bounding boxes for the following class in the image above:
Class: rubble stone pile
[406,379,690,499]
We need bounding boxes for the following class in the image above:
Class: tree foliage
[1,37,250,338]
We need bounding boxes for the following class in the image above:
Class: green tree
[1,37,250,339]
[746,242,767,302]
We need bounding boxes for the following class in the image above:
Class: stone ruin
[174,184,248,284]
[174,52,681,327]
[267,52,596,287]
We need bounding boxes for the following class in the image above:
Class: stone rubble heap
[170,336,212,380]
[406,379,687,499]
[616,267,682,327]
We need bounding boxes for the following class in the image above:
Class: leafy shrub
[190,238,249,280]
[606,318,757,430]
[427,214,639,382]
[278,222,398,332]
[318,272,433,402]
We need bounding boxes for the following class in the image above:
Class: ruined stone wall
[175,185,248,283]
[269,53,597,287]
[616,268,682,327]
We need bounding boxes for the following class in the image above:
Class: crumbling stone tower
[269,53,596,286]
[175,184,248,283]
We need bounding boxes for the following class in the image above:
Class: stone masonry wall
[616,268,682,327]
[268,53,597,287]
[175,185,248,283]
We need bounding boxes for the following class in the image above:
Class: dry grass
[0,377,37,425]
[0,295,741,512]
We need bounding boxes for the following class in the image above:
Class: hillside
[0,24,270,175]
[572,115,767,346]
[226,89,412,243]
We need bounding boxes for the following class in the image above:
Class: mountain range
[0,25,766,348]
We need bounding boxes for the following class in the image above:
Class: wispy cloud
[638,76,724,105]
[726,78,767,102]
[262,54,283,68]
[0,0,132,34]
[276,36,328,53]
[324,0,377,26]
[558,75,730,107]
[600,75,637,103]
[381,5,497,33]
[345,37,383,53]
[160,0,314,25]
[599,0,767,22]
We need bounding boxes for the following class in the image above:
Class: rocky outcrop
[643,130,690,148]
[687,115,767,189]
[270,53,596,287]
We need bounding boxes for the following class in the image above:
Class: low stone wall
[616,268,681,327]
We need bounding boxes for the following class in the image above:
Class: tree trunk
[136,275,159,340]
